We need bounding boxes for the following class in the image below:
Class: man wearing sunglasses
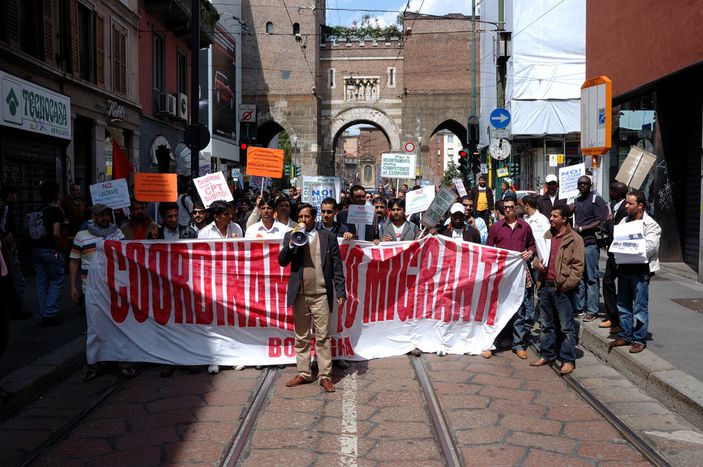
[571,175,609,322]
[316,197,353,240]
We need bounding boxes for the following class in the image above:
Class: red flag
[112,139,134,180]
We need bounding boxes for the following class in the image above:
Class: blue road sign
[490,108,511,129]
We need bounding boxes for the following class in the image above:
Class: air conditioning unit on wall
[178,93,188,120]
[158,93,177,117]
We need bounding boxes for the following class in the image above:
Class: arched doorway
[253,120,297,191]
[332,122,391,190]
[426,119,471,188]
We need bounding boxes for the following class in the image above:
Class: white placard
[381,153,416,179]
[347,204,375,225]
[453,179,468,197]
[421,185,458,229]
[612,220,647,264]
[194,171,234,208]
[89,179,131,209]
[558,163,585,200]
[405,185,436,216]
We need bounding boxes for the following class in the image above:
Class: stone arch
[428,119,468,147]
[326,107,402,152]
[256,119,294,148]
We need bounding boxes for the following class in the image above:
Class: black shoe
[11,311,33,320]
[160,365,175,378]
[40,316,62,327]
[255,365,264,370]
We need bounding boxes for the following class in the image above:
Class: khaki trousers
[293,293,332,380]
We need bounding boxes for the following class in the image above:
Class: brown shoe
[629,342,646,353]
[286,375,312,387]
[560,362,575,375]
[610,326,623,334]
[320,378,335,393]
[598,320,612,328]
[514,349,528,360]
[530,358,551,367]
[481,350,492,359]
[608,337,628,353]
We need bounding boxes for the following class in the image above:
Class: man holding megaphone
[279,204,347,393]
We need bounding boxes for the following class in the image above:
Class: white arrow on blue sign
[489,108,511,129]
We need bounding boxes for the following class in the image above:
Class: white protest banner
[421,185,458,229]
[453,179,468,197]
[86,237,526,366]
[89,179,131,209]
[405,185,436,216]
[381,153,416,179]
[559,163,585,199]
[347,204,375,224]
[193,171,233,208]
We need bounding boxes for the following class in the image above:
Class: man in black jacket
[537,174,568,217]
[279,203,347,392]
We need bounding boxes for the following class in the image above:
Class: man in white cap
[437,203,481,243]
[537,174,568,217]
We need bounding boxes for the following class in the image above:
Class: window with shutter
[96,14,104,86]
[69,0,79,77]
[3,0,20,45]
[43,0,53,64]
[112,23,127,95]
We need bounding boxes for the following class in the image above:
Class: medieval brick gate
[241,2,476,183]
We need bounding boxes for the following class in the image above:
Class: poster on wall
[211,42,237,142]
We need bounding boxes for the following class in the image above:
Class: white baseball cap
[449,203,465,215]
[545,174,558,183]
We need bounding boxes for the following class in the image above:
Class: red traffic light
[458,149,468,158]
[239,142,248,150]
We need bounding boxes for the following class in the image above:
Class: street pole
[470,0,478,186]
[190,0,201,189]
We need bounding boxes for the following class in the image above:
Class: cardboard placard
[89,178,131,209]
[194,171,234,208]
[245,147,285,178]
[134,173,178,202]
[615,146,657,189]
[405,185,436,216]
[452,179,468,197]
[421,185,458,229]
[347,204,375,225]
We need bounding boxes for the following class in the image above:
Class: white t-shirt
[245,220,290,239]
[392,223,404,240]
[198,222,243,239]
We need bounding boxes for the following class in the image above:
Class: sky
[325,0,472,27]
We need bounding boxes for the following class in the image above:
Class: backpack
[24,209,48,240]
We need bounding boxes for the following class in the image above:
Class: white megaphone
[291,223,308,247]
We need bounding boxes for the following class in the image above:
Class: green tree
[441,160,462,187]
[270,131,292,191]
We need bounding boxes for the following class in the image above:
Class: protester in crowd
[373,197,388,230]
[500,180,515,200]
[236,199,254,231]
[337,185,379,241]
[279,203,346,393]
[609,190,661,354]
[493,199,505,223]
[571,175,609,321]
[537,174,567,217]
[274,195,298,229]
[601,181,629,333]
[531,205,584,375]
[316,198,353,239]
[60,183,87,238]
[31,181,69,327]
[0,185,29,320]
[470,174,494,224]
[437,203,481,243]
[176,178,193,228]
[151,202,188,240]
[461,196,487,244]
[198,200,244,240]
[290,186,301,205]
[121,199,159,240]
[523,195,550,261]
[182,202,209,239]
[378,198,418,243]
[245,198,290,239]
[484,194,537,359]
[365,193,373,204]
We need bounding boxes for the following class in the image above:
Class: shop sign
[106,99,127,121]
[0,70,71,140]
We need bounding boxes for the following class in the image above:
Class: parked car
[515,190,538,201]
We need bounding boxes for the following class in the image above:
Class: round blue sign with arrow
[490,108,511,129]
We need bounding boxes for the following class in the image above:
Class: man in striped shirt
[69,204,124,304]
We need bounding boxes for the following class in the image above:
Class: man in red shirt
[531,205,584,375]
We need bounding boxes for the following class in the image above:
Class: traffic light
[284,164,291,177]
[508,162,519,176]
[458,148,469,176]
[468,115,479,147]
[239,142,248,165]
[470,146,481,174]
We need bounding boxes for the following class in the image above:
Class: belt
[543,280,556,287]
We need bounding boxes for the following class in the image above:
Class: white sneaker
[436,350,447,356]
[208,364,220,374]
[234,365,245,371]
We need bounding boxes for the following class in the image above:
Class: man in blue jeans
[531,205,584,375]
[609,190,661,354]
[571,175,608,321]
[30,181,66,327]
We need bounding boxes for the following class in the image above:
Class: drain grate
[672,298,703,313]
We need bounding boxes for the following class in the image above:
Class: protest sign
[86,237,526,366]
[421,185,458,229]
[194,171,234,208]
[615,146,657,189]
[380,153,416,179]
[405,185,436,216]
[89,179,130,209]
[452,179,468,197]
[134,173,177,202]
[558,163,585,199]
[245,147,284,178]
[302,176,341,204]
[612,219,648,264]
[347,204,375,224]
[496,167,509,178]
